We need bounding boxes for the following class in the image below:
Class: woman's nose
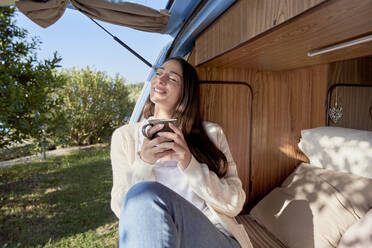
[158,73,169,84]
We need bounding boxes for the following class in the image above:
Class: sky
[14,0,173,84]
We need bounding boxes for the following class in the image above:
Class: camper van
[135,1,372,246]
[137,0,372,247]
[7,0,372,247]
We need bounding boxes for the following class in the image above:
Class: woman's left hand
[156,123,192,170]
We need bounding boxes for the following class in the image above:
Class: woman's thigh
[119,181,241,248]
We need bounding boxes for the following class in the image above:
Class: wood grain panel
[199,82,252,211]
[196,0,372,71]
[327,57,372,130]
[196,0,326,65]
[249,66,328,204]
[196,65,329,206]
[328,57,372,86]
[328,86,372,131]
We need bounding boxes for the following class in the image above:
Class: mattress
[236,214,286,248]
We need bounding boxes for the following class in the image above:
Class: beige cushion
[338,208,372,248]
[298,127,372,179]
[250,163,372,248]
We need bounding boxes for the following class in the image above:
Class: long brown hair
[143,57,228,178]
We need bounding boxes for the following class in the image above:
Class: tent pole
[89,17,153,68]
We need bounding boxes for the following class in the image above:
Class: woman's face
[150,59,183,112]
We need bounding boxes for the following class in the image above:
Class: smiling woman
[110,56,252,248]
[1,1,264,248]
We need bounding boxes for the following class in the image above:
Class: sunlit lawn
[0,146,118,248]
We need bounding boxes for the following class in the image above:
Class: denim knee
[124,181,167,207]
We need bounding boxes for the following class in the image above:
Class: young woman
[110,57,252,248]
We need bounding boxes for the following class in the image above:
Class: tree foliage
[127,82,144,102]
[0,7,141,151]
[0,7,65,148]
[58,68,135,145]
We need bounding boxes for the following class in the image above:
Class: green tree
[127,82,144,102]
[59,68,134,145]
[0,7,65,148]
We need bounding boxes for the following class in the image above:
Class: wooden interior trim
[194,64,330,206]
[196,0,329,66]
[328,57,372,87]
[196,0,372,71]
[326,83,372,126]
[200,81,253,212]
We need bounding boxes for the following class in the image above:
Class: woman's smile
[154,86,167,95]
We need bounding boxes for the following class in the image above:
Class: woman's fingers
[141,123,191,167]
[146,124,164,137]
[169,123,182,136]
[157,131,188,150]
[156,142,187,160]
[169,123,188,143]
[156,141,177,151]
[155,150,174,160]
[147,136,170,147]
[152,142,175,153]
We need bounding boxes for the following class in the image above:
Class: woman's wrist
[138,151,152,164]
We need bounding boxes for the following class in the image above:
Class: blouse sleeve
[110,127,155,219]
[182,124,246,217]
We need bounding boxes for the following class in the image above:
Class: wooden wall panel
[327,57,372,131]
[195,65,329,206]
[249,66,328,203]
[196,0,327,65]
[328,86,372,131]
[196,0,372,71]
[188,0,372,208]
[328,57,372,86]
[199,83,252,211]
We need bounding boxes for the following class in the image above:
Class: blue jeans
[119,181,241,248]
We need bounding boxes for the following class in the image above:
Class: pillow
[338,208,372,248]
[250,163,372,248]
[298,127,372,179]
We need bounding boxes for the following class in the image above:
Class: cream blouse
[110,121,253,248]
[138,118,231,236]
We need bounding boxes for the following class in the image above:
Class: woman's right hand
[139,124,173,164]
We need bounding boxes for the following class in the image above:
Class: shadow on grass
[0,146,118,247]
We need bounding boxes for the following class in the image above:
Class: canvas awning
[15,0,170,33]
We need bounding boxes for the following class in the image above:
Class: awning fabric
[15,0,170,33]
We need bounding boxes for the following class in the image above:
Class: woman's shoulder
[202,121,223,132]
[201,121,229,150]
[202,121,224,141]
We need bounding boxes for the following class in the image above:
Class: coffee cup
[141,118,177,139]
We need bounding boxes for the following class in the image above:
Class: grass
[0,146,118,248]
[0,143,35,162]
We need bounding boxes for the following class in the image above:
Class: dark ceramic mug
[141,118,177,139]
